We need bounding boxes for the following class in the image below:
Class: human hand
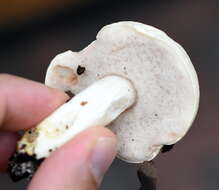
[0,74,117,190]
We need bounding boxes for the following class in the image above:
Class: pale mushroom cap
[45,21,199,163]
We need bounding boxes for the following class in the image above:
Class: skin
[0,74,117,190]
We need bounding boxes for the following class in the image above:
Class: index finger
[0,74,69,131]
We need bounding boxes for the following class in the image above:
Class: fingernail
[90,137,117,185]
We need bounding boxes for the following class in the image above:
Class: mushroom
[45,21,199,162]
[9,21,199,181]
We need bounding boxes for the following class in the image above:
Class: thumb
[28,127,117,190]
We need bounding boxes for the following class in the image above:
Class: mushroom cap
[45,21,199,163]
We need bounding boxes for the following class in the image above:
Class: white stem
[18,75,136,159]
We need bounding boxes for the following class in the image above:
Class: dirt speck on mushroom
[80,101,88,106]
[25,128,39,143]
[65,91,75,98]
[77,65,86,75]
[49,149,53,153]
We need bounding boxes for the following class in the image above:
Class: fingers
[0,132,18,171]
[28,127,117,190]
[0,74,69,131]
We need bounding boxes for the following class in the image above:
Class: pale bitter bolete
[9,21,199,181]
[45,21,199,162]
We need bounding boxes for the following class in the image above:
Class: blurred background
[0,0,218,189]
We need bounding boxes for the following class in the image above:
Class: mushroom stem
[17,75,136,159]
[137,161,157,190]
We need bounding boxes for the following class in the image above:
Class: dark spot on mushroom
[8,152,44,182]
[26,129,38,143]
[65,91,75,102]
[65,125,69,130]
[132,139,135,141]
[161,144,175,153]
[154,113,158,117]
[77,65,86,75]
[20,144,26,150]
[123,66,128,74]
[80,101,88,106]
[49,149,53,153]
